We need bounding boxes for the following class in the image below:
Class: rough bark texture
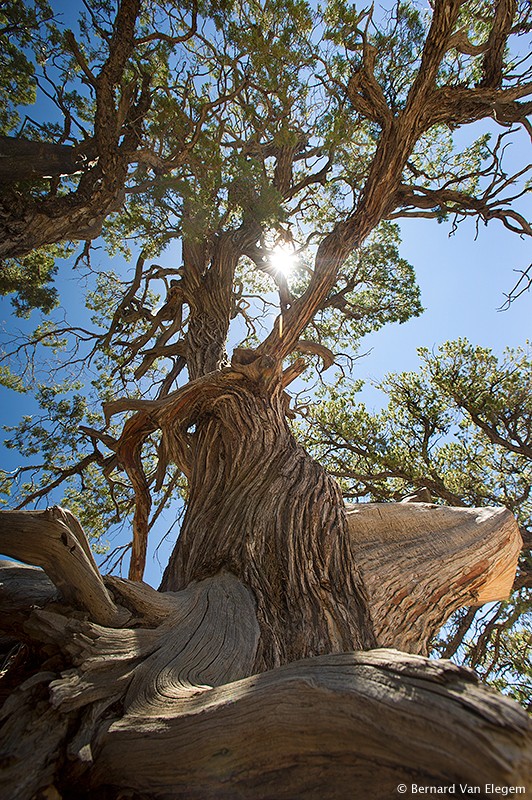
[1,498,530,799]
[182,233,239,380]
[0,137,92,182]
[0,178,127,259]
[1,2,531,796]
[92,650,532,799]
[160,376,377,669]
[1,366,528,798]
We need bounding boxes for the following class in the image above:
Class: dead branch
[0,507,129,626]
[347,503,523,654]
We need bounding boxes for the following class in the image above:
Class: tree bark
[347,501,523,654]
[91,650,532,799]
[0,168,128,260]
[0,0,142,262]
[1,495,530,798]
[181,232,239,380]
[160,369,376,669]
[0,137,93,182]
[0,369,529,799]
[0,506,128,627]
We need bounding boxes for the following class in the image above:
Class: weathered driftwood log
[0,504,530,799]
[348,502,522,654]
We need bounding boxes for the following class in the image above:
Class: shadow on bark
[0,503,530,798]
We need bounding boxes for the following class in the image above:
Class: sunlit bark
[1,496,529,798]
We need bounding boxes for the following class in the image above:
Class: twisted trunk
[2,362,530,798]
[161,378,376,669]
[0,360,530,798]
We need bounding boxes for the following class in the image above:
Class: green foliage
[0,253,186,550]
[4,382,86,456]
[1,0,527,308]
[0,0,55,134]
[0,245,76,316]
[0,369,139,546]
[301,339,531,703]
[235,221,422,352]
[369,3,426,110]
[304,340,531,512]
[318,221,423,342]
[0,365,26,392]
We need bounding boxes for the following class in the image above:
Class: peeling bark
[348,502,523,654]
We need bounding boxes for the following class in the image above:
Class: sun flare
[270,244,297,277]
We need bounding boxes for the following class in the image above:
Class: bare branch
[499,264,532,309]
[0,507,129,626]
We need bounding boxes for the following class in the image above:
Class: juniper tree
[1,1,531,797]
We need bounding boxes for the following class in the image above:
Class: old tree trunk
[0,348,530,798]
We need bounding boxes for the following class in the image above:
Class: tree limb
[347,502,522,654]
[0,507,129,626]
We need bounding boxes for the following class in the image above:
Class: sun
[269,243,297,277]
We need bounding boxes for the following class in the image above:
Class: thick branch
[91,650,532,797]
[425,86,532,130]
[479,0,517,89]
[393,181,532,238]
[0,507,128,627]
[462,408,532,460]
[0,560,57,638]
[93,0,141,169]
[347,503,522,654]
[0,137,91,182]
[0,0,142,261]
[0,571,259,798]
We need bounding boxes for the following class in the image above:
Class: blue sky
[360,213,530,404]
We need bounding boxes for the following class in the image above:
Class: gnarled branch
[348,502,522,654]
[0,507,128,626]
